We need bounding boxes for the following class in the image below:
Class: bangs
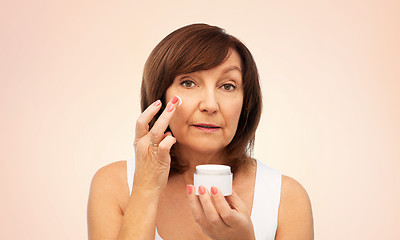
[165,26,236,77]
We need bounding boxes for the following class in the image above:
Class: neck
[171,144,228,185]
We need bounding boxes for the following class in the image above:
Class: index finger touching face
[149,95,181,144]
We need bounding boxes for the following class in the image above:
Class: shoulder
[280,175,311,204]
[90,161,127,189]
[87,161,129,239]
[275,175,314,239]
[89,161,129,206]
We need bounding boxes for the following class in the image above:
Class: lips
[192,123,221,132]
[193,123,220,129]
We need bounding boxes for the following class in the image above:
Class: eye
[180,80,196,88]
[221,83,236,91]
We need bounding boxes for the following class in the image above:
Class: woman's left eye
[222,83,236,91]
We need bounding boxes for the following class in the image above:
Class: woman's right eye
[180,80,195,88]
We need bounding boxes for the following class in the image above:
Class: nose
[199,88,219,114]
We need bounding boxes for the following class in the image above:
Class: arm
[275,175,314,240]
[87,163,125,240]
[117,184,161,240]
[87,97,180,240]
[87,162,163,240]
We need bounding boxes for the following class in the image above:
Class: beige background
[1,0,399,239]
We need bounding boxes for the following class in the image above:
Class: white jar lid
[195,164,231,175]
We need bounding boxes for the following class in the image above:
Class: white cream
[176,95,182,106]
[194,164,232,196]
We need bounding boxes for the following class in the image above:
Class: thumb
[225,190,249,213]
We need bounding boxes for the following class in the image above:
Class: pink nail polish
[167,104,174,112]
[211,186,218,195]
[171,96,179,104]
[153,100,161,106]
[199,186,205,195]
[187,185,192,195]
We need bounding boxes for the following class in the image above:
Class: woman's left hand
[187,185,256,240]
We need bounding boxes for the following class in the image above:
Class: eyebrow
[222,66,242,74]
[181,65,242,78]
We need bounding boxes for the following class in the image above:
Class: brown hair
[141,23,262,175]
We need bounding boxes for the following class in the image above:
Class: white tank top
[126,157,281,240]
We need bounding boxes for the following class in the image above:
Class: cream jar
[194,164,232,196]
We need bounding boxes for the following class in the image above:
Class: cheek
[228,99,243,125]
[169,104,189,132]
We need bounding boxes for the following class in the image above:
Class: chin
[183,139,227,154]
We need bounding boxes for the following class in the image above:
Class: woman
[87,23,314,240]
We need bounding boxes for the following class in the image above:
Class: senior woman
[87,23,314,240]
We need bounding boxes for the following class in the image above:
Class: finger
[135,100,162,140]
[187,185,211,229]
[211,187,240,227]
[147,131,172,151]
[224,190,249,214]
[156,133,176,165]
[149,95,180,144]
[197,186,228,228]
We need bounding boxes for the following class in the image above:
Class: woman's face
[165,49,243,154]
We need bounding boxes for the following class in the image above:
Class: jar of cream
[194,164,232,196]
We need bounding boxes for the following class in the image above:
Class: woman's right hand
[133,96,181,193]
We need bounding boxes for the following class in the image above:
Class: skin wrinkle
[165,50,244,167]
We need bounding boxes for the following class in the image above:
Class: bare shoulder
[91,160,127,183]
[275,175,314,240]
[87,161,129,240]
[280,175,311,204]
[89,161,128,197]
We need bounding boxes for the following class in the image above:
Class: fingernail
[199,186,205,195]
[153,100,161,106]
[187,185,192,195]
[167,104,174,112]
[171,96,179,104]
[211,186,218,195]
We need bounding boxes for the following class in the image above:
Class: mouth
[192,123,221,132]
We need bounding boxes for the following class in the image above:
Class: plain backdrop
[1,0,399,239]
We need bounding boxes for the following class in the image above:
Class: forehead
[223,50,242,70]
[211,49,242,74]
[189,50,243,76]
